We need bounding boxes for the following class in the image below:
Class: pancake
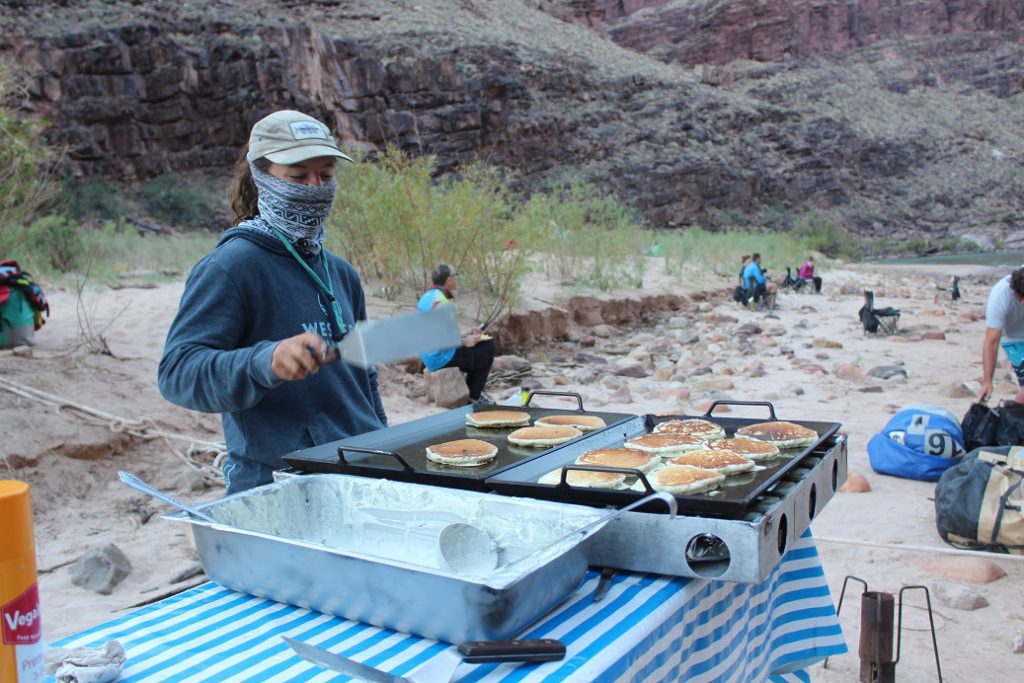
[425,439,498,467]
[652,418,726,441]
[734,421,818,449]
[466,410,531,428]
[632,465,724,495]
[624,432,706,456]
[538,468,626,489]
[508,425,582,447]
[667,449,755,476]
[705,437,781,461]
[576,448,659,474]
[534,414,607,431]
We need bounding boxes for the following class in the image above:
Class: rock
[609,386,633,404]
[520,378,545,392]
[785,384,806,397]
[921,331,947,341]
[920,557,1007,584]
[626,347,652,364]
[700,378,734,391]
[574,352,605,365]
[614,364,649,378]
[694,400,729,413]
[840,283,862,296]
[691,365,713,376]
[935,585,989,611]
[839,470,871,492]
[394,356,424,374]
[667,316,688,329]
[745,362,765,378]
[70,544,132,595]
[552,374,568,385]
[835,362,868,383]
[945,381,979,398]
[424,367,469,408]
[736,322,762,335]
[579,335,597,347]
[679,332,700,345]
[178,468,207,493]
[859,385,884,393]
[869,364,908,379]
[813,338,843,349]
[11,345,34,357]
[591,324,620,338]
[56,426,131,460]
[1014,633,1024,653]
[600,374,624,390]
[652,367,675,381]
[960,311,980,322]
[492,355,531,372]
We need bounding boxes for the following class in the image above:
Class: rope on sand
[0,376,226,485]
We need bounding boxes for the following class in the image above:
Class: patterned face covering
[238,162,337,255]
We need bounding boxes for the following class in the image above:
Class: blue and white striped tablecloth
[50,533,846,682]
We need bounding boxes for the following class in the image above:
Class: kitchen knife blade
[330,304,461,368]
[283,636,565,683]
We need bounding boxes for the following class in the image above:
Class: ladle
[438,491,677,575]
[118,470,217,524]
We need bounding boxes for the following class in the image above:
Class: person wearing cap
[978,266,1024,404]
[158,110,387,494]
[417,263,495,404]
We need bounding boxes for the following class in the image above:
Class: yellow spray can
[1,481,44,682]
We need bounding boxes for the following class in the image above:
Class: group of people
[736,253,821,310]
[158,110,491,495]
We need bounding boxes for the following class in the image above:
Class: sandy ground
[2,256,1022,681]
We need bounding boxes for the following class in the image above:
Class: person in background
[798,256,823,294]
[158,110,387,494]
[978,265,1024,404]
[739,255,751,285]
[741,253,777,309]
[418,263,495,404]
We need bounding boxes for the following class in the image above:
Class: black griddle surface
[282,403,637,491]
[485,405,841,518]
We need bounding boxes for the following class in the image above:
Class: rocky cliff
[1,0,1022,249]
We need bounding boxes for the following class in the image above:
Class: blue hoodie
[158,228,387,468]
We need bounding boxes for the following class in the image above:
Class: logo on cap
[290,121,328,140]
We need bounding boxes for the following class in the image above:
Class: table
[48,533,846,682]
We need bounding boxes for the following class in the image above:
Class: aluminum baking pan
[486,401,841,518]
[163,474,606,643]
[282,391,636,491]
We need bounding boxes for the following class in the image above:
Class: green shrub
[25,214,83,271]
[139,173,209,227]
[63,175,125,221]
[792,211,863,260]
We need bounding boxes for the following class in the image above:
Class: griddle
[283,391,637,491]
[485,401,841,518]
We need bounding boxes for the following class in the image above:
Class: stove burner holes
[777,513,788,555]
[684,534,730,578]
[831,460,839,491]
[808,483,817,520]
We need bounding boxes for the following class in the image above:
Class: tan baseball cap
[246,110,354,165]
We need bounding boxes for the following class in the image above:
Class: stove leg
[859,590,895,683]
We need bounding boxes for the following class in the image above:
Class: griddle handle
[522,390,585,412]
[336,445,414,472]
[703,400,778,421]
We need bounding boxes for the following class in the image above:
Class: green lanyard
[270,227,347,341]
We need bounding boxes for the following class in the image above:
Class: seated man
[798,256,823,294]
[418,263,495,403]
[741,253,778,310]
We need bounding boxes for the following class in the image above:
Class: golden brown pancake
[534,414,607,431]
[706,437,781,461]
[538,468,626,489]
[425,439,498,467]
[667,449,755,476]
[508,425,582,447]
[576,448,659,474]
[652,418,726,441]
[624,432,706,456]
[734,421,818,449]
[632,465,724,494]
[466,410,531,428]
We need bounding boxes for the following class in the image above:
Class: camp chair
[858,290,900,335]
[935,276,961,305]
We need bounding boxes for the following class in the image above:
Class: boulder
[70,544,132,595]
[839,471,871,493]
[424,367,469,408]
[920,557,1007,584]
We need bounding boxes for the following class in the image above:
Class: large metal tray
[485,401,841,518]
[282,391,635,491]
[164,474,606,644]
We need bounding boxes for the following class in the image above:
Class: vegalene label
[2,584,41,645]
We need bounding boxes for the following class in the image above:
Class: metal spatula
[330,304,461,368]
[283,636,565,683]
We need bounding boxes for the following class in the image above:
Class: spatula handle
[457,639,566,663]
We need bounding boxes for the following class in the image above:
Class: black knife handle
[457,639,566,663]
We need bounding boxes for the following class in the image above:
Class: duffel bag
[935,445,1024,555]
[867,404,964,481]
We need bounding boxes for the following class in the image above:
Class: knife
[283,635,565,683]
[329,304,461,368]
